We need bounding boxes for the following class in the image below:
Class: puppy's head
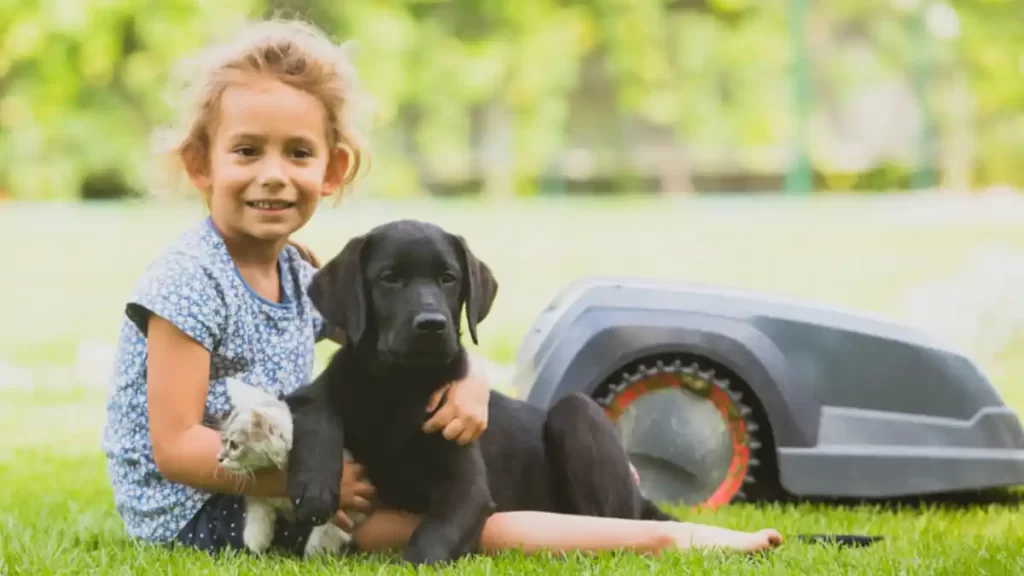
[308,220,497,365]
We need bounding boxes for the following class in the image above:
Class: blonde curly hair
[150,17,376,204]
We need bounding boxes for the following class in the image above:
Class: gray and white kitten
[217,378,358,557]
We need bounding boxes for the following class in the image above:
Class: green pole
[785,0,813,195]
[910,4,937,190]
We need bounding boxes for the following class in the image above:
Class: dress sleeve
[124,253,227,351]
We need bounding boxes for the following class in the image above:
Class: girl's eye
[293,148,312,159]
[233,146,258,157]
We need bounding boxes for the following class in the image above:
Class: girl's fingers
[456,426,478,446]
[352,480,376,499]
[426,384,451,413]
[441,419,466,442]
[423,402,456,434]
[345,462,366,478]
[344,495,373,512]
[332,510,355,531]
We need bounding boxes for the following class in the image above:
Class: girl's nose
[257,159,286,190]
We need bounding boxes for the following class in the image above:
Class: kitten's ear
[249,409,271,441]
[226,378,257,409]
[226,378,276,411]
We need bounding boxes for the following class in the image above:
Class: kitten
[217,378,360,557]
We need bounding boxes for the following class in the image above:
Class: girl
[101,17,783,558]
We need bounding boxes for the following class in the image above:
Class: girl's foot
[662,523,784,553]
[629,468,782,554]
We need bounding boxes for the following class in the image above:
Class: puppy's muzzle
[413,312,448,334]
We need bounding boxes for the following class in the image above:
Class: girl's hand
[333,461,376,531]
[422,353,491,445]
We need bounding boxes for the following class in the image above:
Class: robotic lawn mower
[510,277,1024,508]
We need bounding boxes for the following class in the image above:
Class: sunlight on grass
[2,196,1024,574]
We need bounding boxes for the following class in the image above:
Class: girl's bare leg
[353,509,783,555]
[352,509,419,552]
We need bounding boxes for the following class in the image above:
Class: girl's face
[189,77,348,246]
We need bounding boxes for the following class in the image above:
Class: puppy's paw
[403,533,461,567]
[288,483,340,527]
[402,544,448,567]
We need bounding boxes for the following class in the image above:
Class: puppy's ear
[451,234,498,345]
[308,234,368,345]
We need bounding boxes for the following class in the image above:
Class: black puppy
[284,219,674,567]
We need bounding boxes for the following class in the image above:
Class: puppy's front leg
[286,394,347,527]
[403,447,495,567]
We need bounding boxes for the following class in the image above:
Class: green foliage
[2,0,1023,199]
[0,0,260,199]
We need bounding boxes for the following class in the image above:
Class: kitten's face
[216,379,293,473]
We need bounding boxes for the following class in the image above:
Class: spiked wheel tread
[594,356,769,507]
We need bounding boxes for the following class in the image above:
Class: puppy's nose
[413,312,448,334]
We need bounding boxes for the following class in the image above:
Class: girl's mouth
[246,200,296,212]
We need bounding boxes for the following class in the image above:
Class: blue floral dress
[101,217,329,545]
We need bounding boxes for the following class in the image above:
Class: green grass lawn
[2,195,1023,574]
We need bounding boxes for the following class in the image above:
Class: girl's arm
[421,350,491,445]
[146,314,376,524]
[145,315,288,498]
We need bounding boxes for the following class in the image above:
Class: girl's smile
[246,200,296,212]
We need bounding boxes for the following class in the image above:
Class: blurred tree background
[0,0,1021,201]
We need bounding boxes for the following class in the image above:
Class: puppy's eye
[228,440,239,451]
[378,271,401,286]
[440,272,458,285]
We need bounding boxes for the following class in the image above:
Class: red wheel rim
[603,370,751,509]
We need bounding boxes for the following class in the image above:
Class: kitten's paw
[303,523,351,557]
[242,502,276,553]
[243,521,274,554]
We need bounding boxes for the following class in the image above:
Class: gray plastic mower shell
[510,277,1024,499]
